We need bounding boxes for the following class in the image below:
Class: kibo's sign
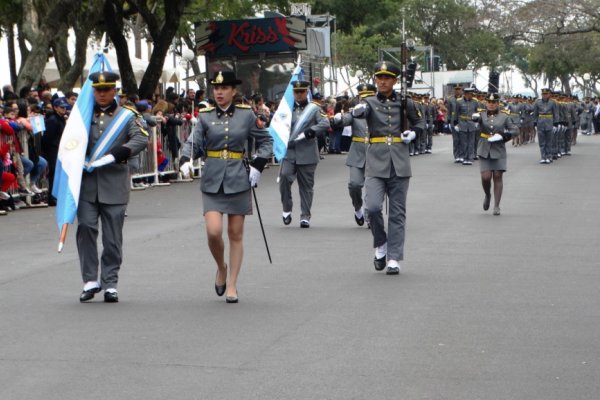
[195,17,307,56]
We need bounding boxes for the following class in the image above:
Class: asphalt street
[1,134,599,400]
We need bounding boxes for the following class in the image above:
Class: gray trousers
[460,130,474,161]
[451,126,460,159]
[76,200,127,290]
[365,173,410,261]
[538,127,553,160]
[348,165,366,212]
[279,160,317,220]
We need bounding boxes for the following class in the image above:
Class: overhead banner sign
[195,17,307,56]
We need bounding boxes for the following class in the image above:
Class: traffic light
[406,62,417,88]
[489,71,500,93]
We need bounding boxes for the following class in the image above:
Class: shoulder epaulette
[122,104,141,117]
[501,109,510,115]
[311,101,321,107]
[200,107,215,113]
[362,93,375,98]
[477,108,486,112]
[235,104,252,109]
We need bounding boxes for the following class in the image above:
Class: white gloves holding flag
[402,130,416,144]
[87,154,115,169]
[472,113,480,122]
[487,133,503,142]
[333,113,343,124]
[179,161,194,178]
[248,166,261,187]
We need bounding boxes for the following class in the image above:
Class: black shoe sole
[373,256,386,271]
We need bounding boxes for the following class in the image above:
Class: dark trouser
[426,125,433,150]
[460,130,474,161]
[77,200,127,290]
[451,126,460,159]
[365,172,409,261]
[348,165,366,212]
[279,160,317,220]
[538,127,553,160]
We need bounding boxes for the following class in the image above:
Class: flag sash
[85,107,133,172]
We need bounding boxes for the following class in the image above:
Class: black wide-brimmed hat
[210,70,242,86]
[89,71,120,88]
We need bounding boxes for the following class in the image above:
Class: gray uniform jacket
[284,101,330,165]
[353,92,424,178]
[455,98,480,132]
[80,103,148,205]
[181,104,272,194]
[446,96,461,124]
[341,111,368,168]
[533,99,559,129]
[507,102,523,127]
[579,102,594,126]
[476,111,518,159]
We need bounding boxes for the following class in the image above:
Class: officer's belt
[369,136,403,144]
[538,114,553,119]
[206,149,243,160]
[352,137,369,143]
[459,115,471,120]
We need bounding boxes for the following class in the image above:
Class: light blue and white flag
[268,64,304,161]
[53,53,113,241]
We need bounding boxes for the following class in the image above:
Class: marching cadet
[454,87,480,165]
[473,93,518,215]
[77,71,149,303]
[409,93,425,156]
[279,80,330,228]
[579,96,594,136]
[335,83,376,226]
[446,84,463,162]
[522,96,535,144]
[352,61,424,275]
[425,94,436,153]
[554,92,568,160]
[533,88,559,164]
[507,95,523,146]
[179,70,273,303]
[567,95,578,149]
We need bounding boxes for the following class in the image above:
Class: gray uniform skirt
[479,156,507,172]
[202,186,253,215]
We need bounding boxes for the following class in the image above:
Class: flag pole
[58,223,68,253]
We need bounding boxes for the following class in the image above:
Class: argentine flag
[53,53,113,240]
[268,65,304,161]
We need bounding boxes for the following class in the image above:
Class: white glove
[352,103,366,117]
[248,166,261,187]
[402,130,416,143]
[454,125,460,132]
[179,161,194,178]
[88,154,115,168]
[333,113,343,124]
[552,126,558,134]
[472,113,480,122]
[487,133,503,142]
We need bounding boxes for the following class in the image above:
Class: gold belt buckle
[222,149,229,159]
[386,136,393,145]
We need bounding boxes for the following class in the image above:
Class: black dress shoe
[104,291,119,303]
[283,214,292,225]
[355,214,365,226]
[373,255,386,271]
[300,220,310,228]
[483,194,491,211]
[215,266,227,297]
[385,266,400,275]
[79,287,101,302]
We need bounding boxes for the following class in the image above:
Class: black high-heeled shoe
[215,265,227,297]
[225,289,238,303]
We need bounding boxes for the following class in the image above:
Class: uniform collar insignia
[294,100,308,109]
[216,103,235,118]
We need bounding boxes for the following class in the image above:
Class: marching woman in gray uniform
[335,83,376,226]
[179,70,273,303]
[473,93,518,216]
[352,62,423,275]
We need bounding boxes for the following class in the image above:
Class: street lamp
[583,72,591,97]
[180,48,196,92]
